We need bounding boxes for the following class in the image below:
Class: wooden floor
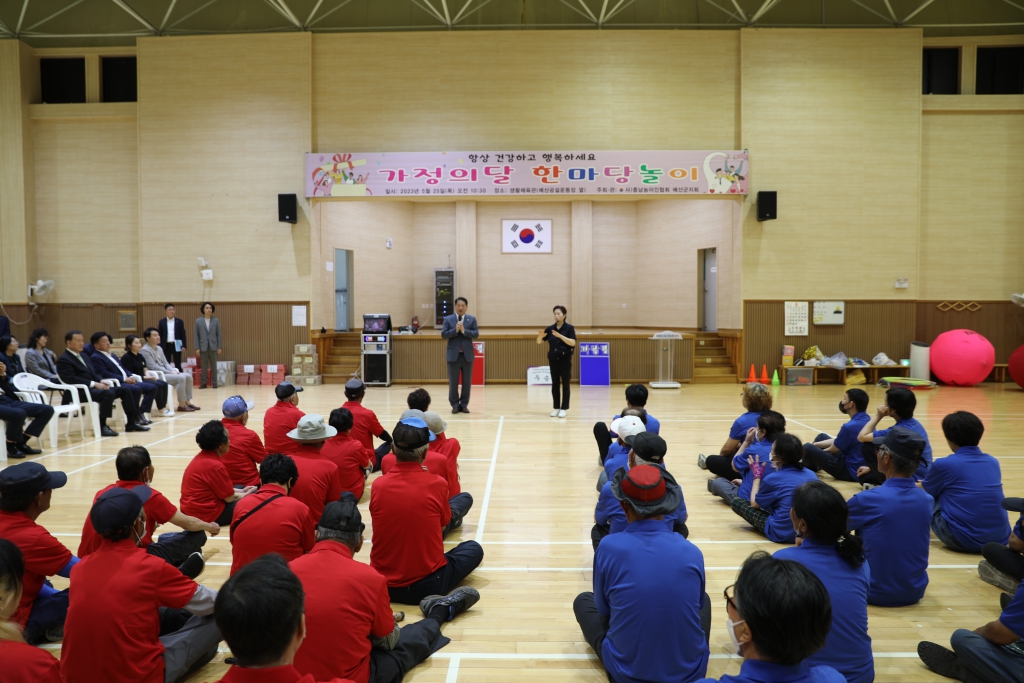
[8,381,1024,682]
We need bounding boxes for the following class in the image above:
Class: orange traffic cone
[760,364,770,384]
[747,365,757,383]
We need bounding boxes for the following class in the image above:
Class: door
[702,248,718,332]
[334,249,352,332]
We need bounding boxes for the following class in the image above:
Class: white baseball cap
[610,415,646,445]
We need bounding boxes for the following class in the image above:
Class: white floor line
[25,415,184,463]
[474,415,504,543]
[62,426,200,477]
[445,656,461,683]
[473,564,980,572]
[787,419,827,435]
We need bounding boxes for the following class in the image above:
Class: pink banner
[306,150,748,198]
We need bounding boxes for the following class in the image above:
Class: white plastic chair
[147,370,174,416]
[12,373,90,446]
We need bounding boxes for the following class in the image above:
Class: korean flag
[502,220,552,253]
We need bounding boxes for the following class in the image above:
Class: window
[976,47,1024,95]
[101,56,137,103]
[40,58,86,104]
[922,48,959,95]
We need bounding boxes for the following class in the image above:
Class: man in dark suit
[158,303,187,371]
[0,358,53,458]
[89,332,158,426]
[441,297,479,414]
[57,330,149,437]
[0,314,10,338]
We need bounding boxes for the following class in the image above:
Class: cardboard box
[286,374,322,386]
[781,345,795,367]
[301,362,317,375]
[291,365,303,376]
[294,344,315,354]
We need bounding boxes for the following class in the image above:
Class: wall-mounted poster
[784,301,809,336]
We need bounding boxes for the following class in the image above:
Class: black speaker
[757,191,777,222]
[278,194,298,224]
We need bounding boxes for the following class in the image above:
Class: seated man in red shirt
[221,396,268,487]
[215,554,356,683]
[343,379,393,471]
[265,382,305,455]
[230,454,315,575]
[0,540,64,683]
[61,486,222,683]
[0,462,75,644]
[286,414,344,526]
[424,411,462,496]
[180,420,256,526]
[323,408,374,500]
[292,496,476,683]
[370,418,484,605]
[79,445,216,578]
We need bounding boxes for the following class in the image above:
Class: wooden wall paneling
[481,338,551,383]
[915,302,1024,363]
[413,203,457,324]
[1,305,41,343]
[570,201,593,327]
[391,338,448,382]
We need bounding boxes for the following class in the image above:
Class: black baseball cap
[90,486,152,534]
[318,493,364,533]
[275,382,303,400]
[1002,497,1024,513]
[345,378,365,391]
[873,427,927,461]
[631,432,667,464]
[392,417,435,450]
[0,462,67,495]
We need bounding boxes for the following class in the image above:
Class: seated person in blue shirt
[857,387,932,485]
[575,465,711,683]
[775,481,874,683]
[593,432,687,549]
[803,389,870,483]
[918,587,1024,683]
[980,497,1024,593]
[697,551,844,683]
[593,384,660,464]
[708,410,785,506]
[732,434,818,544]
[597,413,646,491]
[699,382,773,476]
[923,411,1010,554]
[847,427,933,607]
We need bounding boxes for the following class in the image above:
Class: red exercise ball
[1010,344,1024,390]
[929,329,995,387]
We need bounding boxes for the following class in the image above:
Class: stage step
[692,332,739,384]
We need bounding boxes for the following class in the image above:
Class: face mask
[726,617,746,655]
[838,400,847,414]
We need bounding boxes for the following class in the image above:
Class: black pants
[372,442,393,473]
[704,454,737,480]
[161,343,183,372]
[984,542,1024,582]
[443,493,474,538]
[592,521,689,550]
[387,541,484,605]
[802,434,855,482]
[858,442,885,486]
[573,590,712,664]
[0,397,54,445]
[368,618,449,683]
[550,355,572,410]
[134,380,168,413]
[447,356,473,409]
[76,385,139,423]
[214,499,239,527]
[594,422,612,464]
[147,531,208,568]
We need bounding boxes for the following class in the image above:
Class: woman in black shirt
[537,305,576,418]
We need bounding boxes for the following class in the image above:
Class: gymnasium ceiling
[1,0,1023,47]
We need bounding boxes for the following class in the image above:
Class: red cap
[619,465,667,503]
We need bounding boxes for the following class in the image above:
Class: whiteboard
[784,301,808,336]
[813,301,845,325]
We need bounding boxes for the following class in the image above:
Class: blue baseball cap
[0,462,67,495]
[222,395,255,418]
[90,486,152,534]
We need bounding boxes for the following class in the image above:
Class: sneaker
[550,410,559,417]
[558,410,566,418]
[162,408,175,417]
[44,625,64,642]
[697,453,708,470]
[979,560,1020,594]
[861,483,877,490]
[1002,592,1014,610]
[179,552,206,580]
[917,641,965,680]
[419,586,481,622]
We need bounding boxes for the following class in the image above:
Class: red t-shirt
[79,480,179,557]
[0,510,73,627]
[321,433,373,499]
[230,483,315,575]
[179,450,235,522]
[342,401,384,452]
[291,542,394,683]
[381,451,452,496]
[0,640,63,683]
[369,462,451,587]
[61,539,199,683]
[218,664,354,683]
[431,432,462,496]
[287,445,343,528]
[222,418,269,487]
[264,401,305,455]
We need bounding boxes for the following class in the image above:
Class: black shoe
[452,406,460,414]
[212,383,218,389]
[138,417,153,426]
[17,441,42,455]
[460,406,470,413]
[917,641,965,680]
[419,586,480,622]
[101,425,119,437]
[126,422,151,432]
[199,384,207,389]
[44,624,64,642]
[1002,592,1014,610]
[7,447,26,459]
[179,552,205,580]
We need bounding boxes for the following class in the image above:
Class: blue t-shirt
[696,660,846,683]
[611,413,661,435]
[730,411,761,441]
[595,519,709,683]
[604,451,629,482]
[775,540,874,683]
[873,417,932,480]
[999,582,1024,639]
[596,468,687,535]
[847,477,933,606]
[922,446,1011,552]
[834,412,870,479]
[756,465,819,544]
[733,439,773,501]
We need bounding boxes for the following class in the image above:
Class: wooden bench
[778,364,911,386]
[991,363,1009,383]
